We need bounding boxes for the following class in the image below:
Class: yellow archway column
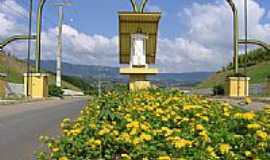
[24,73,49,98]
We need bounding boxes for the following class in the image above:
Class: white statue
[131,33,148,67]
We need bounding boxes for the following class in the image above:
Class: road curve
[0,98,88,160]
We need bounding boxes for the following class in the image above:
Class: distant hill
[0,52,81,91]
[198,47,270,88]
[36,60,213,87]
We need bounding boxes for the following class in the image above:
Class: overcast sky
[0,0,270,73]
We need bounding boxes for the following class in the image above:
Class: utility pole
[55,2,70,87]
[244,0,248,74]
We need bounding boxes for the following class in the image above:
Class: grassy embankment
[0,53,80,91]
[198,48,270,88]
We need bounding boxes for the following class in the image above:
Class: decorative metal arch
[0,35,36,50]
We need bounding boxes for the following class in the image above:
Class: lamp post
[35,0,47,73]
[226,0,239,74]
[26,0,33,97]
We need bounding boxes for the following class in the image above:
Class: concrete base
[0,79,6,97]
[24,73,49,98]
[129,74,151,91]
[120,67,158,91]
[225,76,250,97]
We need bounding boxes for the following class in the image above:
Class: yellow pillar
[0,73,7,98]
[266,77,270,95]
[120,67,158,91]
[0,79,6,98]
[24,73,49,98]
[225,77,250,97]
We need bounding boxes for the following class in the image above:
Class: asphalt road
[0,98,88,160]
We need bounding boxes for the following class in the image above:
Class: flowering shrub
[37,89,270,159]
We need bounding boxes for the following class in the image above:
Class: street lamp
[35,0,47,73]
[226,0,239,74]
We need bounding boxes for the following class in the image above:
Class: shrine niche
[118,1,161,91]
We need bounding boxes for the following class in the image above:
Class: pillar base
[225,76,250,97]
[120,67,158,91]
[0,79,6,98]
[266,77,270,95]
[24,73,49,98]
[129,74,151,91]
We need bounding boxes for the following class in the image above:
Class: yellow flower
[207,146,217,158]
[121,154,132,160]
[141,123,150,131]
[59,156,69,160]
[94,139,102,145]
[200,116,209,122]
[199,130,209,142]
[158,156,171,160]
[256,130,268,141]
[195,124,205,131]
[219,144,231,155]
[161,127,173,137]
[132,137,141,145]
[140,133,152,141]
[234,112,256,120]
[89,123,96,129]
[242,112,256,120]
[183,104,194,110]
[126,121,140,129]
[52,147,59,152]
[119,132,131,143]
[98,128,110,136]
[247,123,261,130]
[170,137,192,149]
[245,151,252,157]
[257,142,268,149]
[129,128,138,136]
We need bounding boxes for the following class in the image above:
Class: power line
[244,0,248,74]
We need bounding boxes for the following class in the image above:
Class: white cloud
[146,5,162,12]
[1,0,270,73]
[0,0,28,39]
[174,0,270,72]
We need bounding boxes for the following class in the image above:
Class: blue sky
[1,0,270,73]
[37,0,270,38]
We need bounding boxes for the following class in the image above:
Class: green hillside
[198,48,270,88]
[0,53,80,91]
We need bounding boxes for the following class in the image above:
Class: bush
[227,72,247,78]
[49,85,64,97]
[213,85,225,96]
[37,89,270,159]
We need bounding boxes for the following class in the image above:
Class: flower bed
[37,89,270,159]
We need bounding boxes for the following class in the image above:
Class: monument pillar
[118,12,161,91]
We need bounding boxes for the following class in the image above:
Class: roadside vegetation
[198,48,270,88]
[37,89,270,159]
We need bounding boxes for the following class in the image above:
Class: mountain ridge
[35,60,213,87]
